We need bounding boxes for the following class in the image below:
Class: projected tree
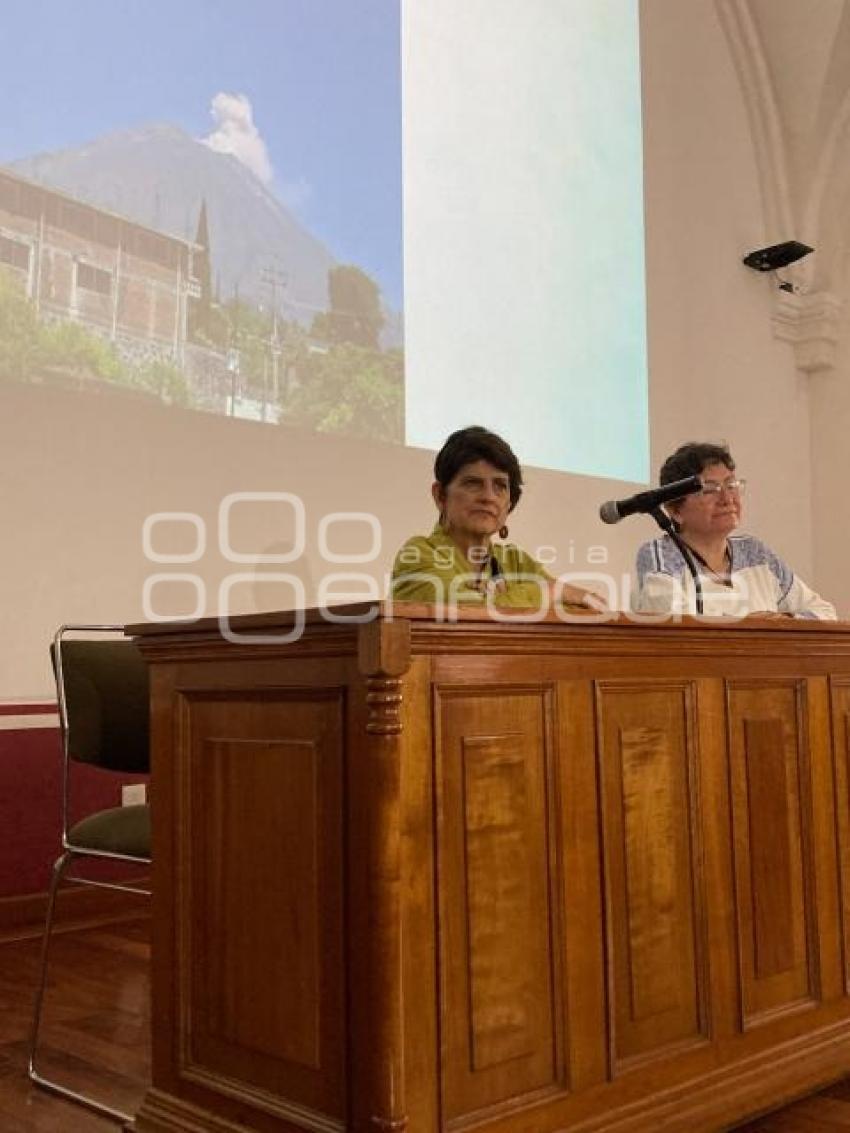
[284,343,403,441]
[312,265,385,350]
[277,264,403,439]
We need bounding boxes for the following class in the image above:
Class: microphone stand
[648,506,704,615]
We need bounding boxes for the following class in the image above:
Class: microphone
[599,475,703,525]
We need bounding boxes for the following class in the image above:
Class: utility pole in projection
[227,282,241,416]
[260,264,287,421]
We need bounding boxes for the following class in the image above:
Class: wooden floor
[1,915,850,1130]
[736,1080,850,1132]
[0,915,150,1131]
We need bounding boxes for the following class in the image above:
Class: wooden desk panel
[597,680,707,1068]
[436,685,564,1119]
[182,689,346,1115]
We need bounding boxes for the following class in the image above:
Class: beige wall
[4,0,849,701]
[641,0,818,577]
[811,329,850,610]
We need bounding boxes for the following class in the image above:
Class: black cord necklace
[684,542,732,585]
[649,507,704,614]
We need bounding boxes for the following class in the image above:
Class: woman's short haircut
[659,441,735,486]
[434,426,524,511]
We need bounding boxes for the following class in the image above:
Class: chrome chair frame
[28,624,151,1124]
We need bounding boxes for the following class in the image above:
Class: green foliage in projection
[0,268,193,405]
[284,343,404,442]
[39,319,124,380]
[131,359,194,407]
[0,263,405,435]
[0,268,42,380]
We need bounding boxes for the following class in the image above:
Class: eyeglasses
[700,477,746,496]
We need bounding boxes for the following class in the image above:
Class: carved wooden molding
[174,1067,345,1133]
[366,677,403,735]
[409,621,850,661]
[567,1021,850,1132]
[356,616,410,1126]
[134,1084,345,1133]
[360,618,410,736]
[369,1113,409,1131]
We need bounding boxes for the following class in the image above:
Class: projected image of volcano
[0,3,403,442]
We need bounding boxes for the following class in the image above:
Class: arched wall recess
[716,0,849,373]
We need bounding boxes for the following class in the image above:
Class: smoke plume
[202,92,273,185]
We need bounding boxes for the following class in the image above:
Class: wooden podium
[130,604,850,1133]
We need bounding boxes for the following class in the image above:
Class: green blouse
[391,524,552,608]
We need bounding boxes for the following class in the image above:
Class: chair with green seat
[28,624,151,1123]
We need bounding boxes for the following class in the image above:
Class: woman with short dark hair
[633,441,836,619]
[392,426,601,610]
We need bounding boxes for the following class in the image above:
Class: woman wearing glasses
[633,441,836,619]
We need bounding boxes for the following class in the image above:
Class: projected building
[0,166,201,364]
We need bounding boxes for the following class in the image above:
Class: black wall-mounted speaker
[742,240,814,271]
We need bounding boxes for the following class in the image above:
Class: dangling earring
[499,525,509,540]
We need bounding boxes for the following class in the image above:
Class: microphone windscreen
[599,501,621,525]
